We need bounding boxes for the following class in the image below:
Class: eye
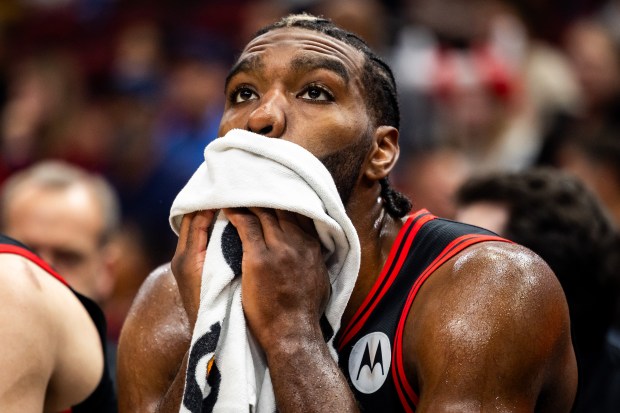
[230,86,258,104]
[299,85,334,102]
[53,249,86,270]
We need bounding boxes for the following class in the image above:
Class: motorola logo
[348,332,391,394]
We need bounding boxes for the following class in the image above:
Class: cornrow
[253,13,411,218]
[380,177,412,219]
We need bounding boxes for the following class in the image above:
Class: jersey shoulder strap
[392,213,510,409]
[0,234,70,286]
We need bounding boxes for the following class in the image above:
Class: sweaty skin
[118,27,577,412]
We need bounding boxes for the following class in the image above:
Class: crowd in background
[0,0,619,388]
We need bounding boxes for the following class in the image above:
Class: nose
[246,90,286,137]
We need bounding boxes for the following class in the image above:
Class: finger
[248,207,281,243]
[296,214,319,238]
[275,209,318,238]
[223,208,266,250]
[175,212,196,254]
[186,210,215,253]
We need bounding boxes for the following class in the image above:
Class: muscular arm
[407,242,577,412]
[116,264,191,412]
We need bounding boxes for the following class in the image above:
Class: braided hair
[252,14,412,218]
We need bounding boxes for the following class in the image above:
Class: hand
[223,207,330,351]
[171,210,215,328]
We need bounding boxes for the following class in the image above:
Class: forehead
[5,185,104,245]
[234,27,366,78]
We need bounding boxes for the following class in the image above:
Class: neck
[341,187,404,327]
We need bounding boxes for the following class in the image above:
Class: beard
[318,132,373,206]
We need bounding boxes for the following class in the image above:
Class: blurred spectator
[0,161,119,301]
[0,160,122,383]
[392,0,580,171]
[500,0,604,44]
[559,135,620,228]
[110,16,163,102]
[537,19,620,167]
[455,168,620,413]
[0,51,85,176]
[563,19,619,111]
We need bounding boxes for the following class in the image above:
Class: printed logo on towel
[183,322,222,413]
[348,332,391,394]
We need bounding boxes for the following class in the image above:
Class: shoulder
[0,252,46,291]
[412,241,571,350]
[0,253,91,340]
[0,253,57,345]
[448,241,561,293]
[0,253,104,411]
[405,241,577,411]
[416,240,566,307]
[117,262,191,411]
[120,262,190,341]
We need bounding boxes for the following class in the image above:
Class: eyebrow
[225,54,264,91]
[224,53,351,91]
[290,55,350,84]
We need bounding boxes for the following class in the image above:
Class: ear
[96,241,120,303]
[364,125,399,181]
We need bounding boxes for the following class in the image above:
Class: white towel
[169,129,361,413]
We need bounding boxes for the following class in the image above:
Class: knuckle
[276,243,296,259]
[253,257,267,270]
[300,239,322,261]
[245,252,268,271]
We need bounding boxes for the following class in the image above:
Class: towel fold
[170,129,361,413]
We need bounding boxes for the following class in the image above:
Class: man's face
[3,183,110,303]
[219,27,374,202]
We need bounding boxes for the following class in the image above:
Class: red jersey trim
[337,210,434,350]
[0,244,70,287]
[392,233,510,410]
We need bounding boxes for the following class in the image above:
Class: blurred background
[0,0,618,383]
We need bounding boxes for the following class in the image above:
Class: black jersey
[336,210,510,412]
[0,234,117,413]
